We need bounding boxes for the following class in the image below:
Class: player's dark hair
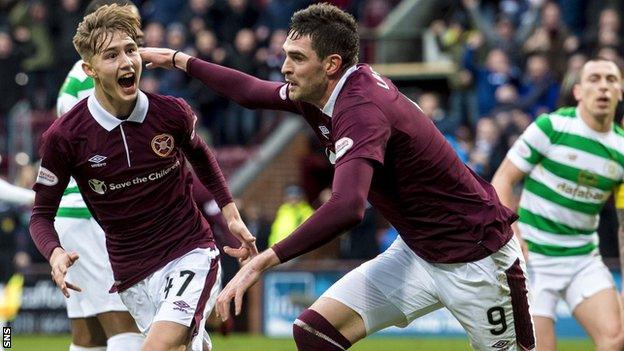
[85,0,135,16]
[288,3,359,69]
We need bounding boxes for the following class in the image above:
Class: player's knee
[140,339,181,351]
[596,325,624,350]
[107,332,144,351]
[72,332,107,348]
[292,309,352,351]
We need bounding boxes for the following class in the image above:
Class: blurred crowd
[0,0,396,147]
[426,0,624,182]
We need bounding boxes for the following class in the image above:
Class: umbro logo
[319,125,330,139]
[492,340,511,349]
[89,155,107,168]
[173,300,190,309]
[173,300,192,314]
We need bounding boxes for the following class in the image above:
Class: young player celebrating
[30,5,256,351]
[55,2,146,350]
[141,4,535,350]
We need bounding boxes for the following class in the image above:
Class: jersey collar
[321,65,358,118]
[88,91,149,131]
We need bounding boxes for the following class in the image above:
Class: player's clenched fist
[49,247,81,298]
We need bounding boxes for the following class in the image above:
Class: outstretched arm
[140,47,299,113]
[215,157,374,320]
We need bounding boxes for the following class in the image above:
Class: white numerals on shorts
[164,270,196,299]
[370,69,389,90]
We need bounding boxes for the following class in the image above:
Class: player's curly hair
[289,3,359,69]
[73,4,141,62]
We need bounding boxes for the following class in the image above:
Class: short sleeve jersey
[35,91,216,291]
[292,65,517,263]
[56,60,95,219]
[507,107,624,256]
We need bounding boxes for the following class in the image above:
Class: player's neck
[315,75,342,109]
[578,105,613,133]
[94,87,137,119]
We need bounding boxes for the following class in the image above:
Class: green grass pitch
[10,334,592,350]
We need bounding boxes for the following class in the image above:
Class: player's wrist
[49,247,66,264]
[172,51,191,72]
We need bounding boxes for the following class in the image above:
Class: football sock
[293,309,352,351]
[106,332,144,351]
[69,345,106,351]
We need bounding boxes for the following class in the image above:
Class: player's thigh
[143,320,190,351]
[153,248,221,350]
[573,288,624,343]
[525,253,569,322]
[97,310,141,338]
[70,317,107,347]
[320,237,441,339]
[434,238,534,351]
[533,316,557,351]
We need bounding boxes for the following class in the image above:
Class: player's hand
[49,248,81,298]
[224,219,259,264]
[215,249,280,321]
[139,47,190,71]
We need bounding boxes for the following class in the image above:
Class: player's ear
[82,61,98,79]
[572,83,582,102]
[325,54,343,76]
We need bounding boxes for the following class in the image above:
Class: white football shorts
[322,236,535,351]
[56,217,128,318]
[527,251,614,320]
[119,247,221,351]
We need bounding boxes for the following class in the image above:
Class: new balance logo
[89,155,107,168]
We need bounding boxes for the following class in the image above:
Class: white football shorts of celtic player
[55,217,128,317]
[119,247,221,351]
[322,236,535,351]
[527,250,614,320]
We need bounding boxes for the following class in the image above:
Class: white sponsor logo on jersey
[334,137,354,161]
[279,84,288,100]
[88,179,107,195]
[88,155,107,168]
[36,167,58,186]
[151,134,175,157]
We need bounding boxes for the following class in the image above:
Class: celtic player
[492,59,624,351]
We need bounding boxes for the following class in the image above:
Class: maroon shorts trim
[505,258,535,350]
[190,254,220,337]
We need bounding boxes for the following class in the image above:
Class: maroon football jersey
[186,59,516,263]
[31,91,232,291]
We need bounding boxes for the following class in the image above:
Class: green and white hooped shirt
[507,106,624,257]
[56,60,94,219]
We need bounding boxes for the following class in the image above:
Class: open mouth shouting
[118,72,137,95]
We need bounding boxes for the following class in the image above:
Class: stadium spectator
[9,0,55,110]
[462,40,520,119]
[492,59,624,351]
[0,32,25,119]
[523,1,578,80]
[140,3,535,350]
[518,53,559,117]
[461,0,541,66]
[268,185,314,247]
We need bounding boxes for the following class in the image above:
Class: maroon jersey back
[300,65,516,262]
[34,92,222,291]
